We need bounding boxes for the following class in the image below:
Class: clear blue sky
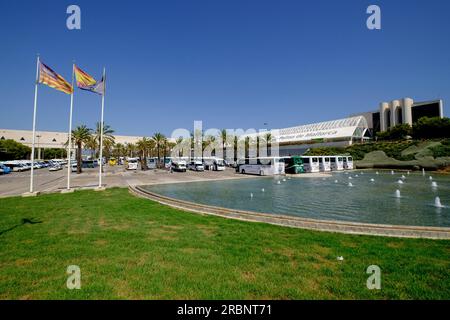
[0,0,449,137]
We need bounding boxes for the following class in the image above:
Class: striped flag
[38,61,73,94]
[74,65,105,95]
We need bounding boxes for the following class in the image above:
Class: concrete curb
[129,185,450,240]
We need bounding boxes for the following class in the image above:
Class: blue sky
[0,0,449,136]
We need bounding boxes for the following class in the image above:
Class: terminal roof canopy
[272,116,369,143]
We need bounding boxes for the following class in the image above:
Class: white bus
[343,156,354,170]
[237,157,285,176]
[126,157,139,170]
[301,156,320,173]
[319,156,331,172]
[330,156,344,171]
[203,157,226,171]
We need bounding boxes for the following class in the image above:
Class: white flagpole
[66,63,75,190]
[29,55,40,194]
[98,67,106,189]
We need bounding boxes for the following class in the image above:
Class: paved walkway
[0,166,257,197]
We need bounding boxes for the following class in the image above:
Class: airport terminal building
[0,97,445,158]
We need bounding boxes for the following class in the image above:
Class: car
[49,165,62,171]
[0,164,11,174]
[188,160,204,171]
[71,163,78,172]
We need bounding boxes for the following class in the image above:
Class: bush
[0,139,31,161]
[376,124,412,141]
[429,143,450,158]
[304,147,346,157]
[412,117,450,139]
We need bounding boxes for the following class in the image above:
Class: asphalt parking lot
[0,165,249,197]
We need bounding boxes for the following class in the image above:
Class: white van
[319,156,331,172]
[344,156,354,170]
[171,160,187,172]
[146,157,157,169]
[127,158,139,170]
[301,156,320,173]
[330,156,344,171]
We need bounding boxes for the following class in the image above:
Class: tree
[125,143,137,157]
[376,124,411,141]
[95,122,115,158]
[136,137,152,170]
[152,132,165,164]
[84,135,98,159]
[412,117,450,139]
[261,132,273,156]
[0,139,31,161]
[113,143,125,158]
[175,137,184,157]
[220,129,228,159]
[71,125,92,174]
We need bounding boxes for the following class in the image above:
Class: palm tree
[263,132,273,156]
[152,132,165,164]
[95,122,115,159]
[85,135,98,159]
[125,143,137,157]
[113,143,125,158]
[204,135,217,157]
[220,129,228,159]
[136,137,152,170]
[71,125,92,174]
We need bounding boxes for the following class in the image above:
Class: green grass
[0,188,449,300]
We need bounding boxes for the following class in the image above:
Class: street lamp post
[36,134,41,160]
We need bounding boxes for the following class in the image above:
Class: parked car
[49,165,62,171]
[0,164,11,174]
[188,160,204,172]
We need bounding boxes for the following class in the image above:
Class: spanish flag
[38,61,73,94]
[74,65,104,95]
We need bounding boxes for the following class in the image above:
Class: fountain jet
[434,197,444,208]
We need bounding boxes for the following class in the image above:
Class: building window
[52,138,57,142]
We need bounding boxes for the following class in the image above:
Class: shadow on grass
[0,218,43,236]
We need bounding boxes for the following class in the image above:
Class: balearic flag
[38,61,73,94]
[74,65,105,95]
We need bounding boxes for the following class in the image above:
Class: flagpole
[29,55,40,194]
[66,63,75,190]
[98,67,106,189]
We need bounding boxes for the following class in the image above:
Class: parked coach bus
[301,156,320,173]
[237,157,285,176]
[330,156,344,171]
[343,156,354,170]
[319,156,331,172]
[283,156,304,174]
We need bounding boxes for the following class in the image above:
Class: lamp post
[36,134,41,160]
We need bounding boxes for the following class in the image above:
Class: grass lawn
[0,188,449,299]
